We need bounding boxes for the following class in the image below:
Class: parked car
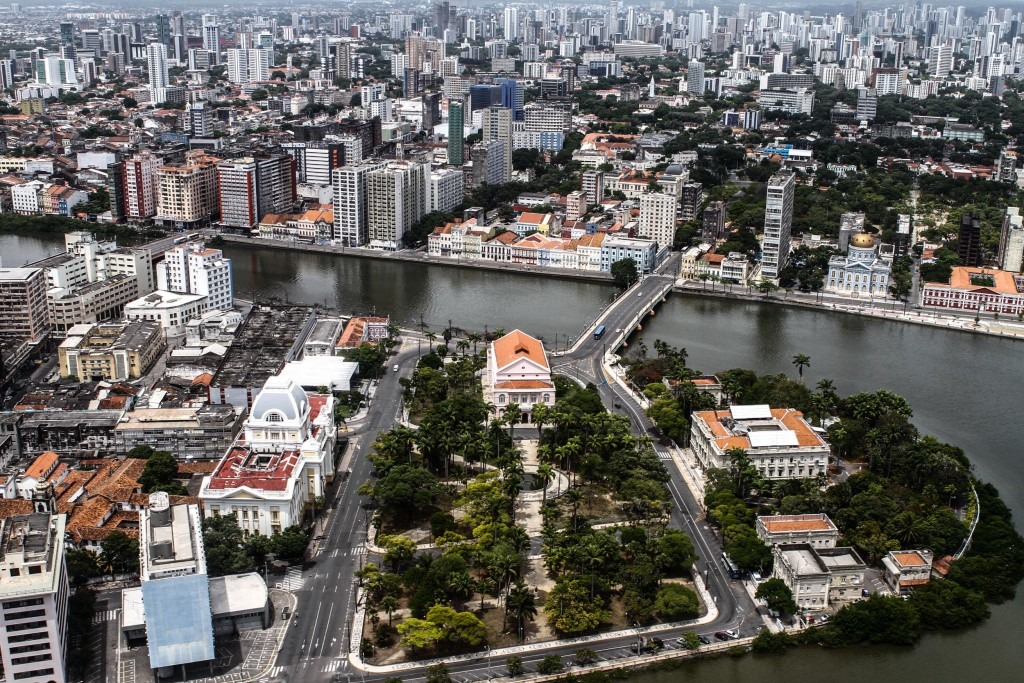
[714,631,730,641]
[862,588,871,597]
[393,364,399,372]
[725,629,739,639]
[697,634,711,645]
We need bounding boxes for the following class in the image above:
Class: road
[271,276,759,683]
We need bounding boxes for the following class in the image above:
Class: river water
[2,234,1021,681]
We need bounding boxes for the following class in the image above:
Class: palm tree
[447,571,475,601]
[791,353,811,381]
[536,463,554,506]
[425,331,438,349]
[505,580,537,640]
[456,339,470,356]
[531,402,551,441]
[468,332,483,354]
[566,487,584,530]
[380,593,399,627]
[815,378,836,396]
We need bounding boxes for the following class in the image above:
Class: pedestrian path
[276,567,304,591]
[321,659,345,673]
[92,609,118,624]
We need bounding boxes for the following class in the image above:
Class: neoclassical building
[483,330,556,424]
[825,233,892,296]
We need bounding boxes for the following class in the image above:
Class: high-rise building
[332,160,388,246]
[481,105,513,184]
[996,150,1018,184]
[503,7,519,41]
[760,171,796,279]
[929,44,952,78]
[0,59,14,91]
[687,60,705,94]
[639,193,678,249]
[335,42,351,81]
[227,48,270,85]
[188,102,213,137]
[427,167,464,214]
[957,213,983,267]
[447,97,465,166]
[0,510,69,683]
[157,242,233,311]
[147,42,169,89]
[566,190,587,222]
[469,140,506,188]
[0,267,49,344]
[582,170,605,206]
[202,19,221,66]
[499,78,524,121]
[998,207,1024,273]
[156,153,220,228]
[856,87,877,122]
[123,152,160,220]
[156,14,171,47]
[701,201,726,242]
[422,92,442,132]
[138,495,215,673]
[216,156,295,229]
[367,161,427,250]
[680,182,704,222]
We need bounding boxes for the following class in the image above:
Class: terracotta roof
[762,519,834,533]
[932,555,954,576]
[899,579,930,586]
[24,451,58,480]
[191,372,214,387]
[207,446,300,492]
[0,499,33,520]
[892,551,927,566]
[494,380,555,390]
[492,330,549,371]
[927,266,1024,294]
[693,408,825,449]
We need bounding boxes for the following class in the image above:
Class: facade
[920,267,1024,315]
[638,192,677,249]
[756,513,840,548]
[957,213,983,267]
[58,321,166,381]
[332,160,387,246]
[680,182,704,223]
[483,330,555,424]
[825,233,893,296]
[217,156,296,229]
[113,405,243,460]
[772,543,866,611]
[47,274,140,334]
[998,207,1023,272]
[882,549,933,595]
[757,88,815,114]
[226,48,271,85]
[582,170,605,206]
[760,171,795,279]
[199,376,336,535]
[367,161,427,250]
[566,191,587,222]
[0,512,69,683]
[689,404,830,481]
[426,168,464,214]
[123,152,161,220]
[701,201,726,241]
[481,106,513,184]
[124,290,209,335]
[156,153,220,228]
[447,97,465,165]
[137,496,215,672]
[0,267,50,344]
[469,140,506,188]
[600,236,659,274]
[156,242,233,311]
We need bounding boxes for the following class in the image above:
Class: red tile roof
[207,446,300,492]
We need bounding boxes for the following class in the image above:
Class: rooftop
[492,329,549,371]
[0,513,66,595]
[212,305,316,389]
[126,290,208,310]
[694,405,827,451]
[759,513,838,534]
[206,446,300,492]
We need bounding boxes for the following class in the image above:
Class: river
[2,234,1021,682]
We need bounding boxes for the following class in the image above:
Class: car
[614,402,622,409]
[714,631,730,641]
[862,588,871,597]
[281,607,291,619]
[725,629,739,639]
[649,637,664,649]
[697,634,711,645]
[393,364,399,372]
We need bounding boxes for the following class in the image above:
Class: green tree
[791,353,811,381]
[679,631,702,649]
[397,618,443,651]
[426,663,452,683]
[269,526,310,560]
[138,451,187,494]
[379,535,417,572]
[505,656,524,676]
[536,654,565,674]
[574,648,598,665]
[65,548,101,587]
[250,88,269,101]
[752,629,796,653]
[827,595,922,646]
[610,257,640,289]
[909,581,989,630]
[545,577,610,634]
[653,583,700,620]
[655,529,698,575]
[369,464,443,522]
[755,578,798,616]
[100,531,139,576]
[201,514,255,577]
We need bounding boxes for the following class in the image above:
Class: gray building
[112,405,243,460]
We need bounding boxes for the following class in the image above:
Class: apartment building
[760,171,795,279]
[367,161,427,250]
[638,192,678,249]
[217,155,296,229]
[123,152,161,220]
[156,242,233,311]
[332,160,387,246]
[58,320,165,381]
[156,152,220,228]
[0,267,49,344]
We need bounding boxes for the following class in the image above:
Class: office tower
[367,162,427,250]
[422,91,442,131]
[171,34,186,62]
[447,98,465,166]
[138,497,215,674]
[701,201,726,242]
[157,242,233,310]
[481,106,513,185]
[468,83,501,111]
[60,21,75,48]
[171,11,186,37]
[687,59,705,94]
[123,152,160,219]
[680,182,704,223]
[35,56,77,86]
[929,44,952,77]
[202,19,221,66]
[147,42,169,89]
[760,172,796,279]
[0,59,12,91]
[856,87,877,121]
[156,14,171,47]
[0,266,49,343]
[107,160,125,223]
[504,7,519,40]
[216,156,296,229]
[957,214,983,267]
[333,161,387,246]
[188,49,211,72]
[998,208,1023,272]
[499,78,524,121]
[0,510,69,683]
[582,170,605,206]
[188,102,213,137]
[639,193,678,248]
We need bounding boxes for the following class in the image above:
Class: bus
[722,552,741,580]
[594,325,606,340]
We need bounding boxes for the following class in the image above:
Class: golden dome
[850,233,874,249]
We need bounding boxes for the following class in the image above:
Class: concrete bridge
[566,274,675,360]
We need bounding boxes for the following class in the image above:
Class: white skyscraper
[503,7,520,41]
[332,160,388,246]
[227,48,271,85]
[367,161,427,250]
[156,242,233,311]
[687,60,705,94]
[639,193,678,249]
[760,171,795,279]
[202,18,221,66]
[147,42,169,89]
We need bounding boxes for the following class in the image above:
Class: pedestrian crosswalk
[352,546,367,556]
[321,660,345,673]
[266,666,283,678]
[657,451,672,460]
[92,610,117,624]
[276,567,304,591]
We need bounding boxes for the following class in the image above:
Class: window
[266,412,284,422]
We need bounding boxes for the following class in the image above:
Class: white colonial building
[199,375,335,536]
[825,232,892,296]
[689,405,830,481]
[483,330,555,424]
